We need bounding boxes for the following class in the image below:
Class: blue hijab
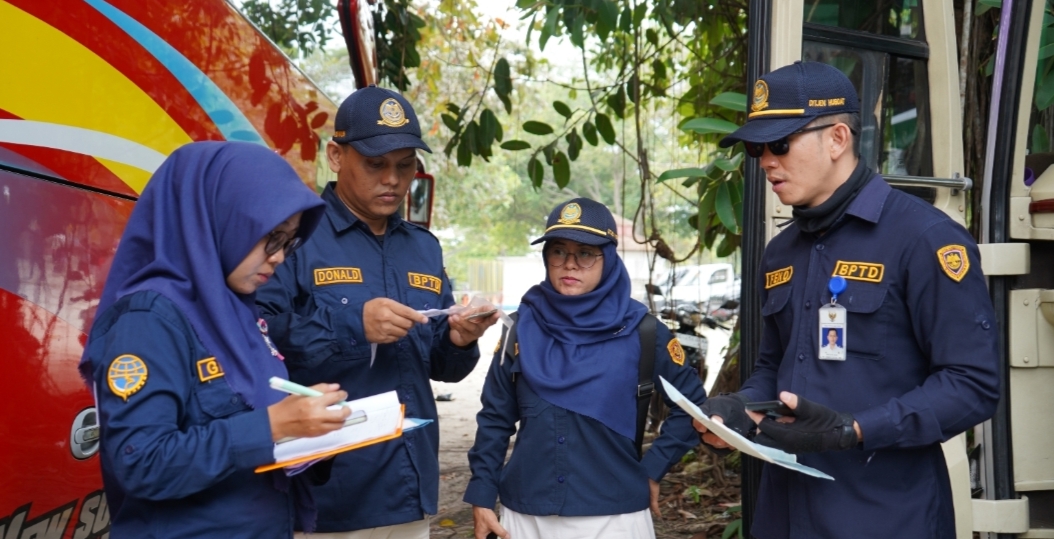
[79,141,325,409]
[517,242,649,439]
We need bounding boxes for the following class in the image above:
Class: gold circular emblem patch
[377,98,410,127]
[751,79,770,113]
[667,339,686,366]
[558,203,582,224]
[107,354,148,401]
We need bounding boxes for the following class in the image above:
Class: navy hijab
[79,141,325,409]
[517,241,649,439]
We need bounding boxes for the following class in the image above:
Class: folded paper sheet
[659,377,834,480]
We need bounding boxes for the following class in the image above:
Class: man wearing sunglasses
[256,86,500,539]
[694,61,999,539]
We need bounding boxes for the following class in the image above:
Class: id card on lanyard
[818,276,847,361]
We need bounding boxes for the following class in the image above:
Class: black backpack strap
[503,312,519,382]
[635,314,657,459]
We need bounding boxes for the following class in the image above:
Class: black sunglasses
[263,230,303,257]
[743,123,839,158]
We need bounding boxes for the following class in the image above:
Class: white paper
[273,390,404,463]
[659,377,834,480]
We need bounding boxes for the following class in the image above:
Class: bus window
[803,0,924,41]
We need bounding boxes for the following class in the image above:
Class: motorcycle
[644,284,736,433]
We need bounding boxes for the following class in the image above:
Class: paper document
[659,377,834,480]
[257,390,414,473]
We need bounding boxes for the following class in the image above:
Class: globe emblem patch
[377,98,410,127]
[557,203,582,224]
[107,354,148,401]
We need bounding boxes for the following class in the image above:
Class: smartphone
[745,400,794,416]
[466,308,498,320]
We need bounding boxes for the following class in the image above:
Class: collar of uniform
[844,173,890,224]
[321,182,405,234]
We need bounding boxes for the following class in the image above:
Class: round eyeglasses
[546,246,603,269]
[743,123,837,158]
[264,230,303,257]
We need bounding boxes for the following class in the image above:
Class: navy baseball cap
[531,197,619,247]
[332,85,432,156]
[719,61,860,147]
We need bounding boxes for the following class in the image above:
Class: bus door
[740,1,977,537]
[981,0,1054,536]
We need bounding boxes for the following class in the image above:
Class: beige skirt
[500,506,656,539]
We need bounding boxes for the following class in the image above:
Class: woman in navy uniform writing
[79,142,351,538]
[464,197,708,539]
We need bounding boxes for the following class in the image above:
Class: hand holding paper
[660,377,834,480]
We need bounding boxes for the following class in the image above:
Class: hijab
[516,241,649,439]
[79,141,325,409]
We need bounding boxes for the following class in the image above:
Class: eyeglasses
[546,246,603,269]
[743,123,838,158]
[263,230,303,257]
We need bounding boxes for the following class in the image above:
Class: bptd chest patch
[314,267,363,286]
[667,338,686,366]
[197,357,224,382]
[408,272,442,294]
[937,245,970,282]
[107,354,148,401]
[833,261,885,283]
[765,266,793,289]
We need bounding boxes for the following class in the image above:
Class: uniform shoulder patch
[937,244,970,282]
[765,266,793,289]
[107,354,148,401]
[196,357,224,382]
[667,338,686,366]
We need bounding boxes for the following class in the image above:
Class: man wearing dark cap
[695,61,999,538]
[257,85,499,538]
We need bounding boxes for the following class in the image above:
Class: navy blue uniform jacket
[88,291,297,539]
[256,183,480,532]
[463,318,707,516]
[742,177,999,539]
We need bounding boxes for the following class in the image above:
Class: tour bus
[0,0,383,536]
[738,1,1052,537]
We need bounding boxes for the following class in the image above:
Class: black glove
[699,393,756,439]
[754,396,857,453]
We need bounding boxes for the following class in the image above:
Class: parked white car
[653,263,739,309]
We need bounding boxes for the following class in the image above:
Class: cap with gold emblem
[719,61,860,147]
[332,85,432,156]
[531,197,620,246]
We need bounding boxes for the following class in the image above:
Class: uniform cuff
[228,407,277,469]
[853,406,893,450]
[463,479,499,509]
[641,449,673,482]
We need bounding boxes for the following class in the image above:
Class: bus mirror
[407,172,434,229]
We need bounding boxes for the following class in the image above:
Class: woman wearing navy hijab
[79,141,351,538]
[464,197,709,539]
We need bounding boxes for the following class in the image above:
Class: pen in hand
[269,376,352,408]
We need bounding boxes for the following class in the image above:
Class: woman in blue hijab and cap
[79,141,351,538]
[464,197,709,539]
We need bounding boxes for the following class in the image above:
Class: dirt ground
[427,323,742,539]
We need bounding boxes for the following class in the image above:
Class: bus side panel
[0,170,133,539]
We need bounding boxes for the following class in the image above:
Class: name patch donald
[765,266,793,289]
[408,272,442,294]
[314,267,363,286]
[197,357,224,382]
[832,261,885,283]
